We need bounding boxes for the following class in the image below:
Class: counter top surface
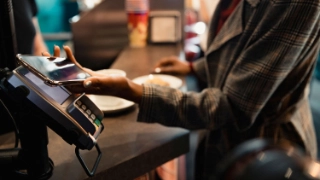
[111,44,184,79]
[48,108,189,180]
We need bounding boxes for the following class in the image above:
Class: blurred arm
[32,17,48,55]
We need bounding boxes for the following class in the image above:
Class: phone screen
[17,55,90,84]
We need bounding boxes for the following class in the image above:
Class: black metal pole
[0,0,18,71]
[17,114,53,180]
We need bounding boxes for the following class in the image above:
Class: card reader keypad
[76,100,101,127]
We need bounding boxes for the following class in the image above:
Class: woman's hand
[152,56,191,75]
[42,45,143,104]
[68,76,143,104]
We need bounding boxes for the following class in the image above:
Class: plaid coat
[138,0,320,178]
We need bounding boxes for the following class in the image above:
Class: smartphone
[16,54,91,86]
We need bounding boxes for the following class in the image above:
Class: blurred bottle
[184,0,201,61]
[125,0,149,48]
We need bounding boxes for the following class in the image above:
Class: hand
[42,45,143,104]
[152,56,191,75]
[68,75,142,104]
[42,45,86,70]
[42,45,99,76]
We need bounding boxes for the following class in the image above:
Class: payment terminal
[0,65,104,177]
[7,66,104,150]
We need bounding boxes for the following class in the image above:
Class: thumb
[83,77,106,88]
[83,77,96,88]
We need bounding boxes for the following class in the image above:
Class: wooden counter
[48,108,189,180]
[111,44,184,79]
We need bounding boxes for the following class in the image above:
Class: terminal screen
[24,71,71,105]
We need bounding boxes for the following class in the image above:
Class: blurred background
[35,0,79,53]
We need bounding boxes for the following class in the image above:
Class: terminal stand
[0,68,53,179]
[0,67,102,179]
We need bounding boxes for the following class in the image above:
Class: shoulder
[12,0,38,17]
[28,0,38,16]
[251,0,320,28]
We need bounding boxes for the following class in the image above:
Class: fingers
[67,77,114,95]
[83,68,96,75]
[41,45,95,76]
[153,58,172,73]
[53,45,60,57]
[155,56,180,68]
[66,79,99,94]
[85,77,110,88]
[61,46,97,77]
[156,66,176,74]
[41,45,61,57]
[63,46,83,68]
[45,45,93,76]
[152,56,181,74]
[83,76,125,88]
[154,67,162,73]
[155,57,174,66]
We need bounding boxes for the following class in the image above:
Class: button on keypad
[86,109,92,115]
[75,100,101,127]
[81,104,87,110]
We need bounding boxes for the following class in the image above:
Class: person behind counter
[0,0,48,135]
[13,0,48,56]
[44,0,320,179]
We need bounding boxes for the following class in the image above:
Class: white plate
[87,95,135,114]
[95,69,126,77]
[132,74,183,89]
